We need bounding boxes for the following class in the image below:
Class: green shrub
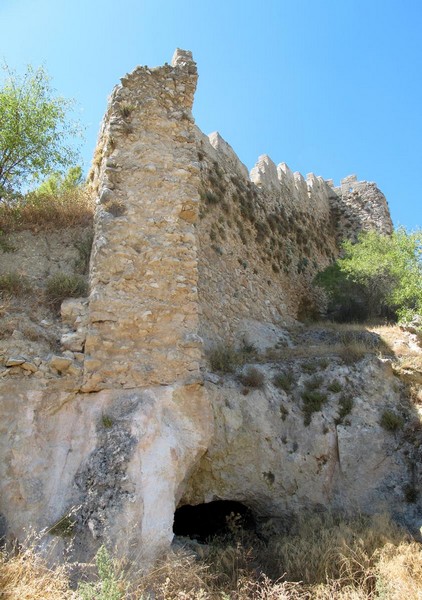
[335,395,354,425]
[238,366,265,388]
[118,102,135,118]
[301,390,327,426]
[46,272,88,310]
[74,230,93,274]
[101,414,113,429]
[328,380,342,393]
[273,370,295,392]
[315,228,422,324]
[380,409,404,432]
[205,191,220,205]
[209,345,239,373]
[0,64,82,201]
[78,545,126,600]
[305,375,323,390]
[0,272,31,296]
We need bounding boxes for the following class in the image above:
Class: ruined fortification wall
[194,143,392,346]
[332,175,393,243]
[85,50,203,390]
[86,48,393,358]
[195,139,338,345]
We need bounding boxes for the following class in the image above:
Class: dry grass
[131,550,216,599]
[265,322,408,366]
[380,409,404,431]
[0,545,73,600]
[273,369,295,392]
[263,513,406,584]
[265,343,374,363]
[208,342,257,374]
[376,541,422,599]
[209,344,240,373]
[0,187,94,233]
[238,366,265,388]
[1,514,420,599]
[370,323,422,376]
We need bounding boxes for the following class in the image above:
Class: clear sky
[1,0,421,229]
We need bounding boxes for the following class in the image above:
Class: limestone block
[61,331,86,352]
[235,319,292,353]
[61,299,88,328]
[277,162,295,189]
[5,357,25,367]
[0,383,212,565]
[180,357,413,521]
[50,356,72,373]
[208,132,249,179]
[21,362,37,373]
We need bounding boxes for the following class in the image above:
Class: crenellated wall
[83,47,393,363]
[193,142,392,345]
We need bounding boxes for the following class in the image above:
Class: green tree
[35,165,84,196]
[315,228,422,323]
[0,63,82,199]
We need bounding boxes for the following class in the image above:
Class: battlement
[211,142,392,240]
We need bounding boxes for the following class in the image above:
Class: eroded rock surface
[182,350,421,535]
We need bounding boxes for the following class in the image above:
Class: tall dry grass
[0,545,73,600]
[0,514,421,599]
[0,187,94,233]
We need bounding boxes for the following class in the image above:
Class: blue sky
[1,0,421,229]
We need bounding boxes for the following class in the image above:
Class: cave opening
[173,500,255,542]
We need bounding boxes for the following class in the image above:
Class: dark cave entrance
[173,500,255,542]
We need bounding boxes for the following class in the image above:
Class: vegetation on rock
[315,228,422,324]
[45,272,88,310]
[0,182,93,233]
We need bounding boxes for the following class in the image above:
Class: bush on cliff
[315,228,422,324]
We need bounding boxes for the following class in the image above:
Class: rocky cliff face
[0,50,418,566]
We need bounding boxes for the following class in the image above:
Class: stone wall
[332,175,393,243]
[85,47,393,362]
[194,141,392,346]
[195,139,338,345]
[84,49,203,391]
